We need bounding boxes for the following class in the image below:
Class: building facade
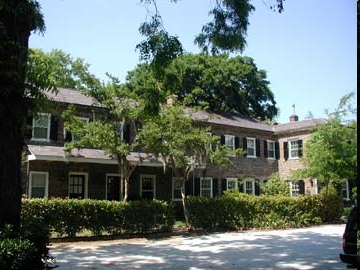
[23,88,346,202]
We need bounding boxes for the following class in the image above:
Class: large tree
[0,0,44,230]
[0,0,285,230]
[292,92,357,191]
[126,53,278,120]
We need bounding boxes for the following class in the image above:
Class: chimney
[289,104,299,122]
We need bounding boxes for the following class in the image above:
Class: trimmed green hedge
[187,191,343,231]
[21,199,174,238]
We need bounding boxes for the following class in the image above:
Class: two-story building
[22,88,346,202]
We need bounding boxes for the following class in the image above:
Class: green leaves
[292,92,357,186]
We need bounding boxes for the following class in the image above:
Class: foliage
[260,172,290,196]
[187,191,341,231]
[21,199,174,238]
[126,53,278,120]
[27,48,102,92]
[0,226,36,270]
[0,219,53,270]
[318,184,344,222]
[292,92,357,188]
[139,0,284,55]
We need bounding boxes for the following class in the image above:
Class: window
[69,173,88,199]
[341,180,350,200]
[266,140,275,159]
[140,175,156,199]
[32,113,51,141]
[226,178,238,191]
[243,178,255,194]
[288,140,302,159]
[290,180,304,197]
[224,135,235,150]
[200,177,213,197]
[172,177,184,201]
[246,138,256,157]
[29,172,48,198]
[72,117,89,142]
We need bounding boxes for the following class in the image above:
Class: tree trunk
[180,181,190,228]
[0,1,35,231]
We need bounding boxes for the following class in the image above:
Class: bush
[187,191,338,231]
[21,198,175,238]
[0,225,36,270]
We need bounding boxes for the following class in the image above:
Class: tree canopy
[126,53,278,120]
[292,92,357,188]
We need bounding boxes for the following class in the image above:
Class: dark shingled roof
[44,88,101,107]
[190,110,326,133]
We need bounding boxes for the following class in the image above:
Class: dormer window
[32,113,51,141]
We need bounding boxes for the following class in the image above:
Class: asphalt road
[50,224,351,270]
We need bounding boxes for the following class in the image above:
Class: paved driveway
[50,224,349,270]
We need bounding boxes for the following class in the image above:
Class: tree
[0,0,45,230]
[62,77,146,202]
[136,101,242,226]
[126,53,278,120]
[1,0,285,230]
[260,172,290,196]
[292,92,357,192]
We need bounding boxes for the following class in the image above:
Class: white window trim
[32,113,51,141]
[29,171,49,198]
[267,140,276,159]
[290,180,300,197]
[200,177,213,197]
[105,173,121,200]
[226,178,238,191]
[172,177,184,201]
[224,135,235,150]
[140,174,156,199]
[246,137,256,158]
[342,179,350,201]
[243,178,255,194]
[68,172,88,199]
[288,140,300,159]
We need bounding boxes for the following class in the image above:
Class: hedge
[21,199,175,238]
[186,191,343,231]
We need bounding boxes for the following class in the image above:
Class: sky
[29,0,357,124]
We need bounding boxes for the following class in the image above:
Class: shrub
[21,198,174,238]
[187,192,338,231]
[0,225,36,270]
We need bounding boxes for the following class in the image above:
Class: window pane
[247,138,255,156]
[227,179,238,190]
[31,187,45,198]
[34,127,48,139]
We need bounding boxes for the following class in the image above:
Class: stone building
[23,88,349,202]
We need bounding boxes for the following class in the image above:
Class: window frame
[243,178,255,195]
[32,113,51,141]
[341,179,350,201]
[226,178,238,191]
[29,171,49,198]
[246,137,256,158]
[200,177,213,197]
[289,140,300,159]
[290,180,300,197]
[68,172,88,199]
[266,140,276,159]
[224,135,235,150]
[140,174,156,200]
